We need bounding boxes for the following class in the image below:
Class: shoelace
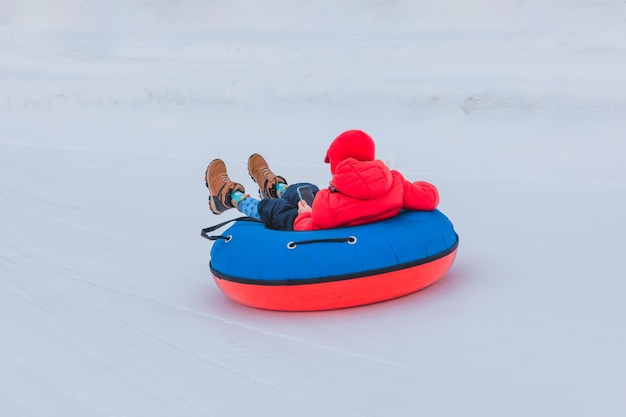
[217,173,239,202]
[259,167,275,182]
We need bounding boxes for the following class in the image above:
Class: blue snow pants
[258,182,319,231]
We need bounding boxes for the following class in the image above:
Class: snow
[1,1,625,416]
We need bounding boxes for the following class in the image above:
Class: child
[205,130,439,231]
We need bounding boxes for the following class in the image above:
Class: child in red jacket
[205,130,439,231]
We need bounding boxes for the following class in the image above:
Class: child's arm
[396,172,439,210]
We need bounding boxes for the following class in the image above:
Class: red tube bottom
[214,249,457,311]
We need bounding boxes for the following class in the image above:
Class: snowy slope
[1,1,626,416]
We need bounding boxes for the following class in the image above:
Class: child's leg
[231,191,261,220]
[258,198,298,231]
[230,184,318,230]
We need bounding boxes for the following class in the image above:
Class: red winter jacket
[293,157,439,231]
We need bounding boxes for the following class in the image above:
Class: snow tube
[201,210,458,311]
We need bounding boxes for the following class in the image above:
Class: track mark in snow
[46,276,358,416]
[0,278,211,417]
[0,391,38,417]
[66,273,434,375]
[23,210,185,253]
[0,344,119,417]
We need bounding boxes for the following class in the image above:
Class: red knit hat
[324,130,376,173]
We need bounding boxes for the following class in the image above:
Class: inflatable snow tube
[201,210,458,311]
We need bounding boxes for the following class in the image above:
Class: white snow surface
[1,1,626,416]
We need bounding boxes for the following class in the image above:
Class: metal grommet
[287,241,296,249]
[348,236,357,244]
[225,235,232,243]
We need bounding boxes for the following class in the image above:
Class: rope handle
[201,217,358,249]
[287,236,357,249]
[200,216,261,241]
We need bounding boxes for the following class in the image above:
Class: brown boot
[205,159,245,214]
[247,153,287,199]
